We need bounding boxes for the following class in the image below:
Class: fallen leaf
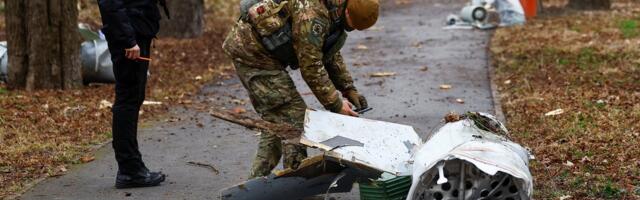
[370,72,397,77]
[456,98,465,104]
[420,66,429,71]
[99,100,113,109]
[195,76,203,81]
[545,108,565,116]
[559,195,572,200]
[355,44,368,50]
[439,84,452,89]
[395,0,412,5]
[504,80,512,84]
[80,156,95,163]
[142,101,163,105]
[179,100,193,104]
[232,107,247,114]
[564,160,575,167]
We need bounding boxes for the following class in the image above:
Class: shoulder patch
[307,18,328,46]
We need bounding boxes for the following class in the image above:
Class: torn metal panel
[301,110,422,176]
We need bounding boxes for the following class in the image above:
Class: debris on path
[186,161,220,175]
[369,72,397,78]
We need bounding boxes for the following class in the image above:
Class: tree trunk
[567,0,611,10]
[6,0,82,91]
[158,0,204,38]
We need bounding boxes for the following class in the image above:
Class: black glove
[342,89,368,110]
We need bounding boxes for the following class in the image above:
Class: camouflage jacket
[223,0,355,112]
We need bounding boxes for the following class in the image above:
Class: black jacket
[98,0,166,48]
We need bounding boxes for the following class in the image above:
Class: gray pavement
[19,0,496,199]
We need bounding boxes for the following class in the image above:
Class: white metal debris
[301,109,421,176]
[301,110,533,200]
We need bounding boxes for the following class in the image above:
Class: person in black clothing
[97,0,169,189]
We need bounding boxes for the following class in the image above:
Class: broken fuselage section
[220,110,533,200]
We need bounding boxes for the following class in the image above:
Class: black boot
[115,170,166,189]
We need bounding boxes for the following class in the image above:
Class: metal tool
[354,107,373,114]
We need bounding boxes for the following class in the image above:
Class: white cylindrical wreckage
[407,113,533,200]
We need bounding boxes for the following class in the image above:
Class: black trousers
[107,37,152,174]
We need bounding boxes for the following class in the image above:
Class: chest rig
[240,0,347,69]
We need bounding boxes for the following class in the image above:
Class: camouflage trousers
[233,61,308,178]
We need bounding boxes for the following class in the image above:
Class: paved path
[20,0,496,199]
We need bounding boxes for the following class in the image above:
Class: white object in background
[469,0,526,26]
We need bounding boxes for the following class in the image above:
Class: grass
[0,0,239,198]
[491,2,640,199]
[620,19,639,38]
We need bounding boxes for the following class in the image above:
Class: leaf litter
[491,1,640,199]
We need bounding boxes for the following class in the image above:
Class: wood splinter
[208,109,302,139]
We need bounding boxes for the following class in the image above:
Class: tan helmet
[346,0,380,30]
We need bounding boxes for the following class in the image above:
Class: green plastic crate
[359,174,412,200]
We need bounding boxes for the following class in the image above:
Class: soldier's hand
[342,89,368,110]
[125,44,141,60]
[339,99,359,117]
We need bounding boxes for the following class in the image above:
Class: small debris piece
[195,76,203,81]
[370,72,396,77]
[544,108,565,116]
[419,66,429,71]
[439,84,452,89]
[187,161,220,175]
[504,80,512,85]
[456,98,465,104]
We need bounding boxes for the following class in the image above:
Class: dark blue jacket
[98,0,167,48]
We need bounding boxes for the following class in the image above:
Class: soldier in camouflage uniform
[222,0,379,178]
